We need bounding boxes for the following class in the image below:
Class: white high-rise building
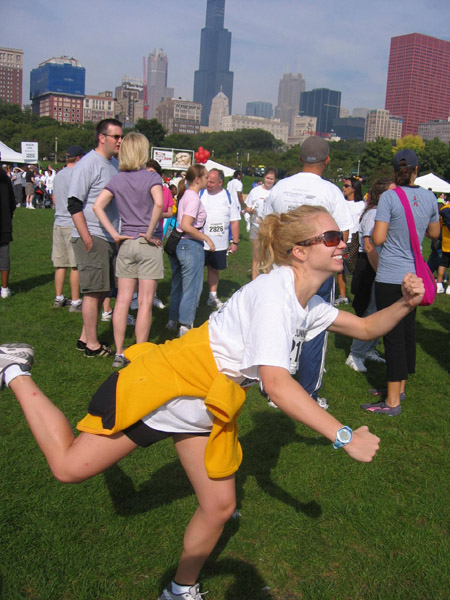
[208,90,229,131]
[275,72,306,135]
[147,48,174,119]
[364,109,402,142]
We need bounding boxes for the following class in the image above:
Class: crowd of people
[0,120,448,600]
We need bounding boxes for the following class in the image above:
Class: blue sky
[3,0,450,115]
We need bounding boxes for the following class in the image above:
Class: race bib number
[208,222,225,236]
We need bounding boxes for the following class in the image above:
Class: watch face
[339,428,352,443]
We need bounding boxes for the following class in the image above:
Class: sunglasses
[287,230,344,253]
[103,134,124,141]
[342,184,352,188]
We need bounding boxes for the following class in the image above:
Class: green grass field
[1,209,449,600]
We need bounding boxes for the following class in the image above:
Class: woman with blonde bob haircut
[93,132,164,368]
[2,205,425,600]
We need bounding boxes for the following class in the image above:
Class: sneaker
[153,296,166,309]
[345,353,367,372]
[1,287,12,298]
[101,310,113,322]
[76,339,87,351]
[436,283,445,294]
[178,325,191,337]
[361,400,401,416]
[68,300,82,313]
[0,343,35,390]
[267,399,279,409]
[165,320,178,332]
[127,314,136,326]
[316,397,329,410]
[85,344,114,358]
[158,583,205,600]
[207,296,223,309]
[112,354,129,368]
[53,296,69,308]
[334,296,349,306]
[446,286,450,295]
[364,349,386,364]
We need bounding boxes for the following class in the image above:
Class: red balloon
[194,151,200,162]
[204,150,211,161]
[198,146,204,152]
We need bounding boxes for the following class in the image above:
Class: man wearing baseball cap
[265,136,352,411]
[51,145,86,312]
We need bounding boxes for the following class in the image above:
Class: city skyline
[2,0,450,118]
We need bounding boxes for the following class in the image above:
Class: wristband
[232,241,239,245]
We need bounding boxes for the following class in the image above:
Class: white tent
[204,159,235,178]
[0,141,26,164]
[415,172,450,194]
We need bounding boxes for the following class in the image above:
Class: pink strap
[394,187,423,270]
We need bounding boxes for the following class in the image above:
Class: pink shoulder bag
[394,187,436,306]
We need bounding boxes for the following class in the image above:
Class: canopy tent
[0,141,27,164]
[415,173,450,194]
[204,159,235,178]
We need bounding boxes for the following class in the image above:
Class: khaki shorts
[52,225,77,268]
[116,237,164,280]
[71,236,116,294]
[25,183,34,196]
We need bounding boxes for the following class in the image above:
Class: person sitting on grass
[0,205,425,600]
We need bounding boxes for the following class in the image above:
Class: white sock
[71,299,82,305]
[209,291,217,298]
[4,365,31,388]
[171,581,194,595]
[55,295,64,301]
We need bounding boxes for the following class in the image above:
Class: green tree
[419,138,450,180]
[134,118,166,147]
[360,138,395,184]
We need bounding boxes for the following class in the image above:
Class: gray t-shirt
[358,208,376,253]
[375,186,439,284]
[68,149,119,242]
[53,167,75,227]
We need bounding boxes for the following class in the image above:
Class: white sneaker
[0,343,34,390]
[446,286,450,295]
[334,296,349,306]
[267,399,279,409]
[437,283,445,294]
[165,320,178,332]
[158,583,204,600]
[316,397,329,410]
[207,296,223,309]
[153,296,166,309]
[1,287,12,298]
[364,349,386,364]
[178,325,191,337]
[101,310,113,322]
[345,353,367,372]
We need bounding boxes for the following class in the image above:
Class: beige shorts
[72,236,116,294]
[116,237,164,280]
[52,225,77,268]
[25,183,34,196]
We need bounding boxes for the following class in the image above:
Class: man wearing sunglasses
[68,119,123,357]
[265,136,352,410]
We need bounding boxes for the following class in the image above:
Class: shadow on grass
[12,272,54,293]
[104,411,323,520]
[417,308,449,371]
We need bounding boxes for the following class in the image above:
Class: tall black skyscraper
[194,0,233,125]
[300,88,341,135]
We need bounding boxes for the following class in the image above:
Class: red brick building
[385,33,450,136]
[37,94,84,124]
[0,47,23,108]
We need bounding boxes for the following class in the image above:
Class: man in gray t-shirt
[52,145,85,311]
[67,119,123,357]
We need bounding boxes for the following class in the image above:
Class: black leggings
[375,282,416,382]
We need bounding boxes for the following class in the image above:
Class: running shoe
[207,296,223,309]
[345,354,367,372]
[0,343,35,390]
[316,397,329,410]
[158,583,206,600]
[112,354,129,368]
[153,296,166,309]
[361,400,401,416]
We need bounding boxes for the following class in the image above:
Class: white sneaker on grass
[158,583,205,600]
[101,310,113,322]
[153,296,166,309]
[1,287,12,298]
[345,353,367,372]
[316,397,329,410]
[0,343,34,390]
[207,296,223,309]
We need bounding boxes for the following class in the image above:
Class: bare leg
[336,273,347,297]
[135,279,157,343]
[172,434,236,585]
[1,269,9,288]
[113,278,136,355]
[69,268,80,302]
[54,268,67,297]
[385,380,404,407]
[9,375,136,482]
[251,239,260,280]
[207,266,219,294]
[83,292,107,350]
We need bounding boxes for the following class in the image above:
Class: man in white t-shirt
[200,169,241,309]
[226,170,244,212]
[265,136,352,410]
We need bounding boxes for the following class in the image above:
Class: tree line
[1,101,449,183]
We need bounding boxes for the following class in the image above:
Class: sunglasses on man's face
[287,230,344,253]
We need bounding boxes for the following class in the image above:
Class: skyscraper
[147,48,174,119]
[275,73,305,135]
[300,88,341,136]
[385,33,450,136]
[0,47,23,108]
[246,101,273,119]
[194,0,234,126]
[209,90,229,130]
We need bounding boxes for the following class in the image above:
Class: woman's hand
[205,237,216,252]
[114,234,133,247]
[401,272,425,307]
[139,233,163,247]
[343,426,380,462]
